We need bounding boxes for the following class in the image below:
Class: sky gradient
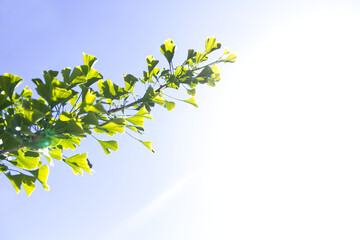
[1,0,360,239]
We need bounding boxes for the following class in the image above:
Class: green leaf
[82,112,99,125]
[53,120,85,137]
[0,131,22,152]
[61,67,71,83]
[21,175,37,196]
[97,139,118,155]
[85,89,96,105]
[184,97,198,108]
[84,68,103,87]
[64,153,92,175]
[224,53,237,63]
[35,84,53,105]
[52,87,72,100]
[205,37,221,54]
[124,74,138,93]
[126,125,144,134]
[69,66,87,85]
[49,148,62,160]
[211,65,221,81]
[83,53,97,69]
[98,79,127,100]
[140,141,155,153]
[143,86,156,101]
[59,111,72,121]
[20,86,32,98]
[198,66,214,78]
[98,118,127,136]
[164,100,175,111]
[186,88,196,96]
[0,73,23,99]
[0,165,8,173]
[69,94,78,107]
[126,115,145,127]
[83,102,106,113]
[194,51,208,64]
[58,135,80,150]
[5,173,37,196]
[15,149,40,170]
[135,106,153,119]
[30,165,50,190]
[22,98,51,123]
[146,56,159,73]
[160,39,175,64]
[151,95,165,106]
[207,78,215,87]
[187,49,196,60]
[5,173,22,193]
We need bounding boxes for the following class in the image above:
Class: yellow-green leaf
[97,140,118,155]
[64,153,92,175]
[135,106,153,119]
[5,173,22,193]
[126,115,144,127]
[164,100,175,111]
[99,118,126,135]
[30,165,50,191]
[52,87,72,100]
[160,39,175,64]
[16,150,40,170]
[49,148,62,160]
[140,141,155,153]
[21,175,36,196]
[83,53,97,69]
[224,53,237,63]
[184,97,198,108]
[85,89,96,105]
[186,88,196,96]
[69,94,78,107]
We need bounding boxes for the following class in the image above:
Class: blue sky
[1,0,360,239]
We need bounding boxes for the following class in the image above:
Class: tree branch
[107,83,167,114]
[0,131,43,155]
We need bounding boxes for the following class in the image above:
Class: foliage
[0,37,236,195]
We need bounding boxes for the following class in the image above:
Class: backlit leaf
[30,165,50,191]
[85,89,96,105]
[186,88,196,96]
[140,140,155,153]
[97,140,118,155]
[64,153,92,175]
[83,53,97,69]
[224,53,237,63]
[164,100,175,111]
[160,39,175,64]
[205,37,219,54]
[184,97,198,108]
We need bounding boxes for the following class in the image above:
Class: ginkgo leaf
[186,89,196,96]
[30,165,50,191]
[184,97,198,108]
[140,140,155,153]
[224,53,237,63]
[64,153,92,175]
[126,115,144,127]
[164,100,175,111]
[83,53,97,69]
[160,39,175,64]
[85,89,96,105]
[97,140,118,155]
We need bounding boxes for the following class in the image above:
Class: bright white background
[1,0,360,239]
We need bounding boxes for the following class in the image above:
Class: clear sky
[1,0,360,239]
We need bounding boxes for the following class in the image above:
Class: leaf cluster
[0,37,236,195]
